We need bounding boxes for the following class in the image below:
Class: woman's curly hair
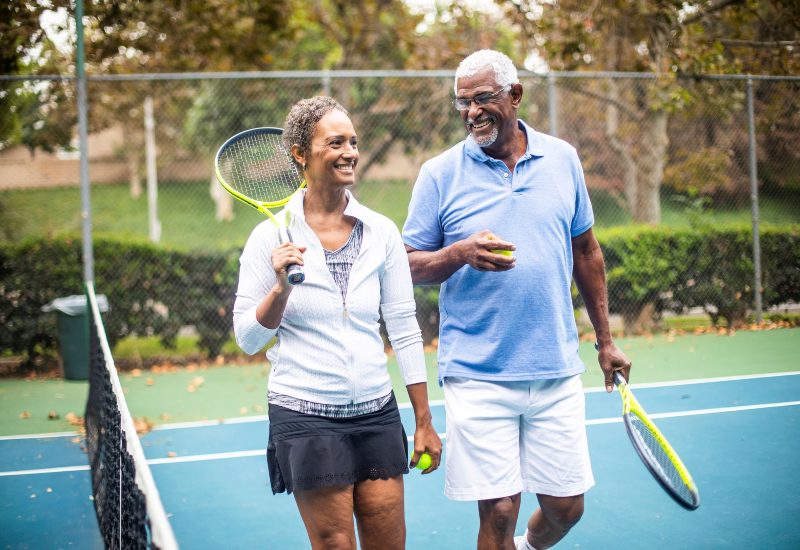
[283,96,349,171]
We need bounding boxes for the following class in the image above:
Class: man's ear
[510,83,523,109]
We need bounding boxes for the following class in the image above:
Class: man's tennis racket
[215,127,306,284]
[614,371,700,510]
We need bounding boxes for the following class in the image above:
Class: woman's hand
[411,420,442,474]
[271,242,306,289]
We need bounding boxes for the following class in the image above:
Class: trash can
[42,294,109,380]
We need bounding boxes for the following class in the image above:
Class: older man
[402,49,632,549]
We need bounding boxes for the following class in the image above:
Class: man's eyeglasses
[452,86,512,111]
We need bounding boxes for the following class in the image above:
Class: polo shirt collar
[464,119,545,162]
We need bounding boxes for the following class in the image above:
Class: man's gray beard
[472,126,499,147]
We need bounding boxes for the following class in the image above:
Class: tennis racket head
[214,127,306,210]
[614,372,700,510]
[215,127,306,285]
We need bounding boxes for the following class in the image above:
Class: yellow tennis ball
[491,249,513,257]
[415,452,432,470]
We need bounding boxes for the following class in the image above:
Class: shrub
[597,224,800,331]
[0,235,238,370]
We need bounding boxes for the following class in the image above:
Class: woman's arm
[406,381,442,473]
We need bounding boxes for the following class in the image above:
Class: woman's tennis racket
[614,371,701,510]
[215,127,306,284]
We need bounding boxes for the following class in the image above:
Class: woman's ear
[290,144,306,170]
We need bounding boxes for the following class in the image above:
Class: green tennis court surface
[1,328,798,548]
[2,328,796,436]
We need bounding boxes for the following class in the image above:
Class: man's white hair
[454,49,519,93]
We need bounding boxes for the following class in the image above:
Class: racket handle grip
[287,264,305,285]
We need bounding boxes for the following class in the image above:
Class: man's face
[455,67,519,149]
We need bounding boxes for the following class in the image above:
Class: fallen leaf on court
[19,411,31,419]
[160,413,170,421]
[65,412,84,427]
[187,376,205,392]
[239,407,248,414]
[253,404,264,413]
[48,410,60,420]
[131,369,142,377]
[167,451,177,458]
[146,377,155,386]
[133,417,154,435]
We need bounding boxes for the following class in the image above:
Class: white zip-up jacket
[233,190,427,405]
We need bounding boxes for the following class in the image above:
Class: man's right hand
[459,230,516,272]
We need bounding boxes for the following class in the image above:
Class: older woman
[233,96,441,550]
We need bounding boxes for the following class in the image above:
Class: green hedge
[0,235,239,369]
[2,226,798,370]
[598,224,800,330]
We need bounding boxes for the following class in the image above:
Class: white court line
[0,431,81,441]
[0,464,89,476]
[583,370,800,393]
[586,400,800,425]
[5,370,797,439]
[3,399,798,477]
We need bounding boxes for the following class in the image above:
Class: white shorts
[443,375,594,501]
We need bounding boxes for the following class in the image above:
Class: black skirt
[267,393,410,494]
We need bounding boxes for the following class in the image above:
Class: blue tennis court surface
[2,373,799,549]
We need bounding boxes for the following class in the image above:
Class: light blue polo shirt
[402,120,593,381]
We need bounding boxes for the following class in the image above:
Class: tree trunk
[605,80,639,216]
[633,110,668,224]
[621,301,661,334]
[210,170,233,222]
[128,152,142,199]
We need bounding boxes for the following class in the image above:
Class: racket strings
[218,133,300,204]
[628,415,696,504]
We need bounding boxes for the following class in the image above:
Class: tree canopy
[2,0,797,217]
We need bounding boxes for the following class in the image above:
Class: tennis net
[84,282,178,550]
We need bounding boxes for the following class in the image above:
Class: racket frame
[214,127,306,284]
[614,371,700,510]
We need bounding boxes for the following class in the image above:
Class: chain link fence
[1,71,798,364]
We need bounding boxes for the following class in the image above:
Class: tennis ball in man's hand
[415,452,432,470]
[486,233,514,257]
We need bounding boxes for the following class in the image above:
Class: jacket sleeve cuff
[234,307,277,355]
[395,341,427,386]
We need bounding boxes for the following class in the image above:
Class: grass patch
[112,333,246,368]
[3,180,799,251]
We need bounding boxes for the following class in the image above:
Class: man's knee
[479,495,521,531]
[316,530,356,550]
[539,494,584,529]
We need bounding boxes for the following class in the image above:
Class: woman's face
[304,109,358,188]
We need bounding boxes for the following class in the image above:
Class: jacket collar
[285,188,374,225]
